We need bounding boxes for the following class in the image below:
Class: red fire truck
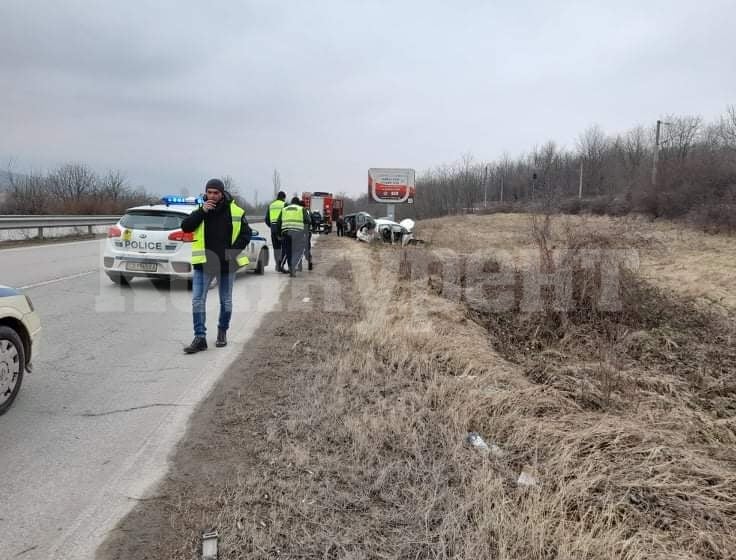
[301,192,344,234]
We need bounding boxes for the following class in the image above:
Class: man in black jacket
[180,178,251,353]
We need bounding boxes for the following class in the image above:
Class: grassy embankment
[105,214,735,559]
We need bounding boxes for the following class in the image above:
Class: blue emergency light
[161,195,203,206]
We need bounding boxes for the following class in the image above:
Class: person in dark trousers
[301,199,314,270]
[310,211,322,233]
[277,196,310,277]
[181,178,252,353]
[336,215,345,236]
[265,191,286,272]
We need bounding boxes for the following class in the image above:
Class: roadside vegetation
[101,215,735,559]
[346,106,736,234]
[0,165,263,215]
[1,164,152,214]
[6,107,735,234]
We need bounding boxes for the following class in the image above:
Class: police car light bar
[161,195,203,205]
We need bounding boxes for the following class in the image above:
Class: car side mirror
[251,229,259,236]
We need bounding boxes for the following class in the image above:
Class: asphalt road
[0,237,287,559]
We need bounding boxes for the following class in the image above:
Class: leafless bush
[558,197,582,214]
[4,171,53,214]
[585,195,611,215]
[1,163,153,214]
[686,195,736,234]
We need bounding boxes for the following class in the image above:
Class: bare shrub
[585,195,611,215]
[686,184,736,234]
[2,164,153,214]
[607,195,631,216]
[558,197,582,215]
[4,172,53,214]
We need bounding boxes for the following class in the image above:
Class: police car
[103,196,269,285]
[0,285,41,414]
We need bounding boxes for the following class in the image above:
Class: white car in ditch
[103,197,269,285]
[356,217,416,246]
[0,285,41,414]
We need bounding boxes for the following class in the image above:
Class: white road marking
[0,238,102,253]
[19,270,98,289]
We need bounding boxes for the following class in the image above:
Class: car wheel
[0,325,25,415]
[255,249,266,275]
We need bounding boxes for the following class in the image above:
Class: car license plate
[126,262,157,272]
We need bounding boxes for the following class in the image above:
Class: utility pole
[483,164,489,209]
[272,168,281,198]
[499,173,504,203]
[578,159,584,199]
[651,119,670,188]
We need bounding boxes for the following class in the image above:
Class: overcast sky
[1,0,734,201]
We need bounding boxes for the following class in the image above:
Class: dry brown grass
[100,221,735,559]
[222,230,735,557]
[418,213,736,315]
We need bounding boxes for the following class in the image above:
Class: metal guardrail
[0,215,121,237]
[0,214,264,238]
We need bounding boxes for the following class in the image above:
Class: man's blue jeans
[191,268,236,337]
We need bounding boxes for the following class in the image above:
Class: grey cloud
[1,0,735,197]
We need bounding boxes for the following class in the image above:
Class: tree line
[1,164,153,214]
[5,105,735,232]
[346,106,736,232]
[0,166,266,216]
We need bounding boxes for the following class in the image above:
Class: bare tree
[99,170,127,202]
[458,152,477,211]
[221,175,238,196]
[622,126,648,172]
[532,140,561,206]
[607,125,650,201]
[662,114,702,161]
[6,172,51,214]
[719,105,736,149]
[48,163,97,203]
[498,152,512,202]
[576,125,611,195]
[700,122,724,153]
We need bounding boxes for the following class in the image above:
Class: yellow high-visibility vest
[280,205,305,232]
[269,199,285,223]
[191,202,250,267]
